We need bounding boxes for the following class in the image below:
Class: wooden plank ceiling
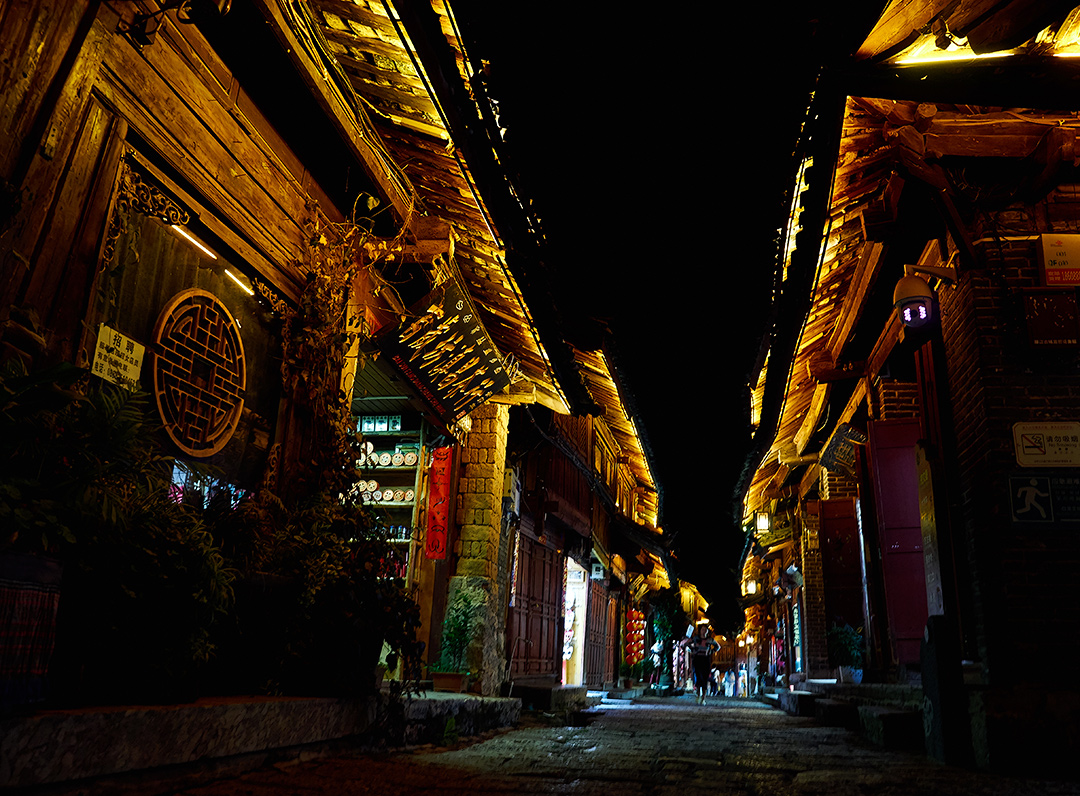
[746,2,1080,519]
[300,0,567,414]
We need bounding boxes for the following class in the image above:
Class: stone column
[452,402,510,695]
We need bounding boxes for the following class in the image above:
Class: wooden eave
[269,0,568,414]
[743,2,1080,528]
[858,0,1080,61]
[572,346,661,529]
[746,94,1080,521]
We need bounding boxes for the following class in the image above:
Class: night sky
[453,4,880,622]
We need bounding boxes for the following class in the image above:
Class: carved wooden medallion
[152,289,246,457]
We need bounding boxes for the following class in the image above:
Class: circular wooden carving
[153,289,246,457]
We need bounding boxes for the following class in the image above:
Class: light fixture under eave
[170,225,217,260]
[893,47,1015,66]
[120,0,232,49]
[225,269,254,296]
[756,511,770,533]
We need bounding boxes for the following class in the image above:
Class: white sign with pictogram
[1013,421,1080,467]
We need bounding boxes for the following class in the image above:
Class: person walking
[688,623,719,704]
[723,669,735,697]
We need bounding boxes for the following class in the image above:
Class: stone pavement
[28,694,1080,795]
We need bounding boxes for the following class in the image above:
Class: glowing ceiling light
[170,225,217,259]
[225,269,254,296]
[895,49,1014,65]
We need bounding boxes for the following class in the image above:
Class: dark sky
[453,4,880,618]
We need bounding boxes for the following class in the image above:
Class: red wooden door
[867,418,928,665]
[507,535,561,679]
[819,497,865,631]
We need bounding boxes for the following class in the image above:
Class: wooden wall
[0,1,349,364]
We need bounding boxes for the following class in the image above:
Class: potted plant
[826,623,865,684]
[431,583,484,692]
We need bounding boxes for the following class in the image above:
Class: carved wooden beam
[488,379,537,405]
[827,240,886,362]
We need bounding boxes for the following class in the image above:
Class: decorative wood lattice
[152,289,246,457]
[101,156,190,275]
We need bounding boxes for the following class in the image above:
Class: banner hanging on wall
[425,446,453,559]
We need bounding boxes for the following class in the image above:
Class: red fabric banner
[425,446,452,559]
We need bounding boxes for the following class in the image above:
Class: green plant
[435,584,484,674]
[642,657,656,678]
[0,358,90,552]
[826,623,864,669]
[200,486,422,697]
[0,358,236,703]
[198,211,423,697]
[648,587,684,683]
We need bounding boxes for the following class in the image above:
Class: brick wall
[876,378,920,419]
[937,231,1080,768]
[820,469,859,500]
[798,502,830,676]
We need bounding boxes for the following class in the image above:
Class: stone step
[800,681,923,711]
[814,697,859,730]
[778,689,817,716]
[858,704,925,751]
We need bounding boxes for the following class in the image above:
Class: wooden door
[820,498,865,631]
[507,534,561,679]
[584,579,615,687]
[867,419,928,665]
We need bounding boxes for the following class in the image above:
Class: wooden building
[0,0,683,704]
[506,323,672,695]
[739,1,1080,773]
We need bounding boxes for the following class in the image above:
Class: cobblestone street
[55,695,1080,796]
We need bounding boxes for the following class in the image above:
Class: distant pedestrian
[736,664,746,697]
[723,669,735,697]
[708,667,719,697]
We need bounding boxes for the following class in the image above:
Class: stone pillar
[452,402,510,695]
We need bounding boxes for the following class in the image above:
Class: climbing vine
[256,197,411,498]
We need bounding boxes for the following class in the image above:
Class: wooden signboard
[379,280,511,426]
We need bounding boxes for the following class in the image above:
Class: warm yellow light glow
[225,269,255,296]
[756,511,770,532]
[895,49,1014,65]
[746,580,758,595]
[781,157,812,282]
[170,225,217,259]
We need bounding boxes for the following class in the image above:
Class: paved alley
[38,695,1080,796]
